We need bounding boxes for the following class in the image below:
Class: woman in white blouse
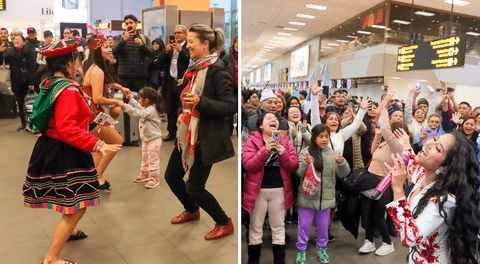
[386,129,480,264]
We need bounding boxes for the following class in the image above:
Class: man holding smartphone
[113,14,155,145]
[158,25,190,142]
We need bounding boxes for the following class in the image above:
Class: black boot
[272,244,285,264]
[247,244,261,264]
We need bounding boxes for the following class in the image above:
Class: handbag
[0,62,11,93]
[344,167,370,192]
[302,153,321,196]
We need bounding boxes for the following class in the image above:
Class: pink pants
[141,138,162,178]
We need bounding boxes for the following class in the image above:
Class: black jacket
[221,51,237,82]
[112,32,155,78]
[159,42,190,110]
[177,59,236,165]
[25,38,44,53]
[1,47,36,94]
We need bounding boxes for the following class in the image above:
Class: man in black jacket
[24,27,44,52]
[113,14,155,145]
[159,25,190,142]
[1,36,36,131]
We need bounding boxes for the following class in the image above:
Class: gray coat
[122,99,162,142]
[296,147,350,210]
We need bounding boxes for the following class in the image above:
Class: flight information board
[396,35,466,71]
[0,0,5,11]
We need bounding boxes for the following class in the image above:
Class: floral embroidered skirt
[22,136,100,214]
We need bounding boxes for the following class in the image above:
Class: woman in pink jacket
[242,112,299,264]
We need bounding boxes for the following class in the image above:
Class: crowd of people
[241,80,480,264]
[1,15,238,264]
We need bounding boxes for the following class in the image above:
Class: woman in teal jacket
[295,124,350,264]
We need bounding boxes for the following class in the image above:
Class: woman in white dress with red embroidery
[385,129,480,264]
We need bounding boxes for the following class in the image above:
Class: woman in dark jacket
[149,37,166,90]
[164,24,236,240]
[1,35,36,131]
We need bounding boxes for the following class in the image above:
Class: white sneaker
[375,242,395,256]
[358,239,375,253]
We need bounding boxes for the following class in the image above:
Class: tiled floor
[240,213,410,264]
[0,117,238,264]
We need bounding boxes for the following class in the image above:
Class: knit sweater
[296,146,350,210]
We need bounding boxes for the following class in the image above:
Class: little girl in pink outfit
[123,87,165,188]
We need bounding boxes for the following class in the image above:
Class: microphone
[361,154,409,200]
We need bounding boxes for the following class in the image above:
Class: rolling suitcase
[113,91,140,143]
[24,90,38,131]
[0,90,17,118]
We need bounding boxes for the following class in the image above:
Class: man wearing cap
[25,27,44,52]
[241,89,289,146]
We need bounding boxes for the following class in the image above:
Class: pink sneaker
[145,177,160,189]
[134,173,150,183]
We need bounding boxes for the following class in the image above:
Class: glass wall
[320,0,480,58]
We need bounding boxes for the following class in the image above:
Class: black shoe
[292,211,298,223]
[17,124,26,131]
[98,181,111,191]
[163,134,175,142]
[328,233,335,242]
[285,211,292,224]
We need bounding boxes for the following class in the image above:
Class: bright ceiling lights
[322,46,332,49]
[263,46,274,49]
[337,40,349,43]
[393,20,411,25]
[415,11,435,16]
[466,32,480,36]
[328,43,340,46]
[297,14,315,19]
[306,4,327,10]
[284,27,298,31]
[273,37,286,40]
[278,32,291,36]
[265,44,277,46]
[346,35,357,39]
[289,21,306,26]
[270,40,281,43]
[357,30,372,34]
[444,0,470,6]
[371,25,386,29]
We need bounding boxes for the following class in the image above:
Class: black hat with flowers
[37,37,81,57]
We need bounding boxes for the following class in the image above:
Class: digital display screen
[396,36,466,71]
[337,79,342,88]
[347,79,352,88]
[290,45,309,78]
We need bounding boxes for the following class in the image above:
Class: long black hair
[409,132,480,264]
[46,50,79,79]
[308,124,331,173]
[83,43,117,84]
[138,87,165,114]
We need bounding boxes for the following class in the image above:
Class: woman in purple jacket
[242,112,299,264]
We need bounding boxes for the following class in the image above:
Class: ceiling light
[346,35,357,39]
[297,14,315,19]
[337,40,349,43]
[265,44,277,46]
[391,77,402,79]
[393,20,411,25]
[270,40,281,43]
[289,21,306,26]
[357,30,372,34]
[260,48,271,51]
[263,46,274,49]
[444,0,470,6]
[415,11,435,16]
[371,25,386,29]
[273,37,286,40]
[466,32,480,36]
[283,27,298,31]
[306,4,327,10]
[322,46,332,49]
[321,50,325,51]
[278,32,291,36]
[328,43,340,46]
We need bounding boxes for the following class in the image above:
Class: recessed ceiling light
[346,35,357,39]
[328,43,340,46]
[357,30,372,34]
[270,40,281,43]
[273,37,286,40]
[444,0,469,6]
[415,11,435,16]
[322,46,332,49]
[371,25,386,29]
[278,32,291,36]
[289,21,306,26]
[265,44,277,46]
[284,27,298,31]
[391,77,402,79]
[393,20,411,25]
[321,50,325,51]
[297,14,315,19]
[337,40,349,43]
[263,46,274,49]
[306,4,327,10]
[466,32,480,36]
